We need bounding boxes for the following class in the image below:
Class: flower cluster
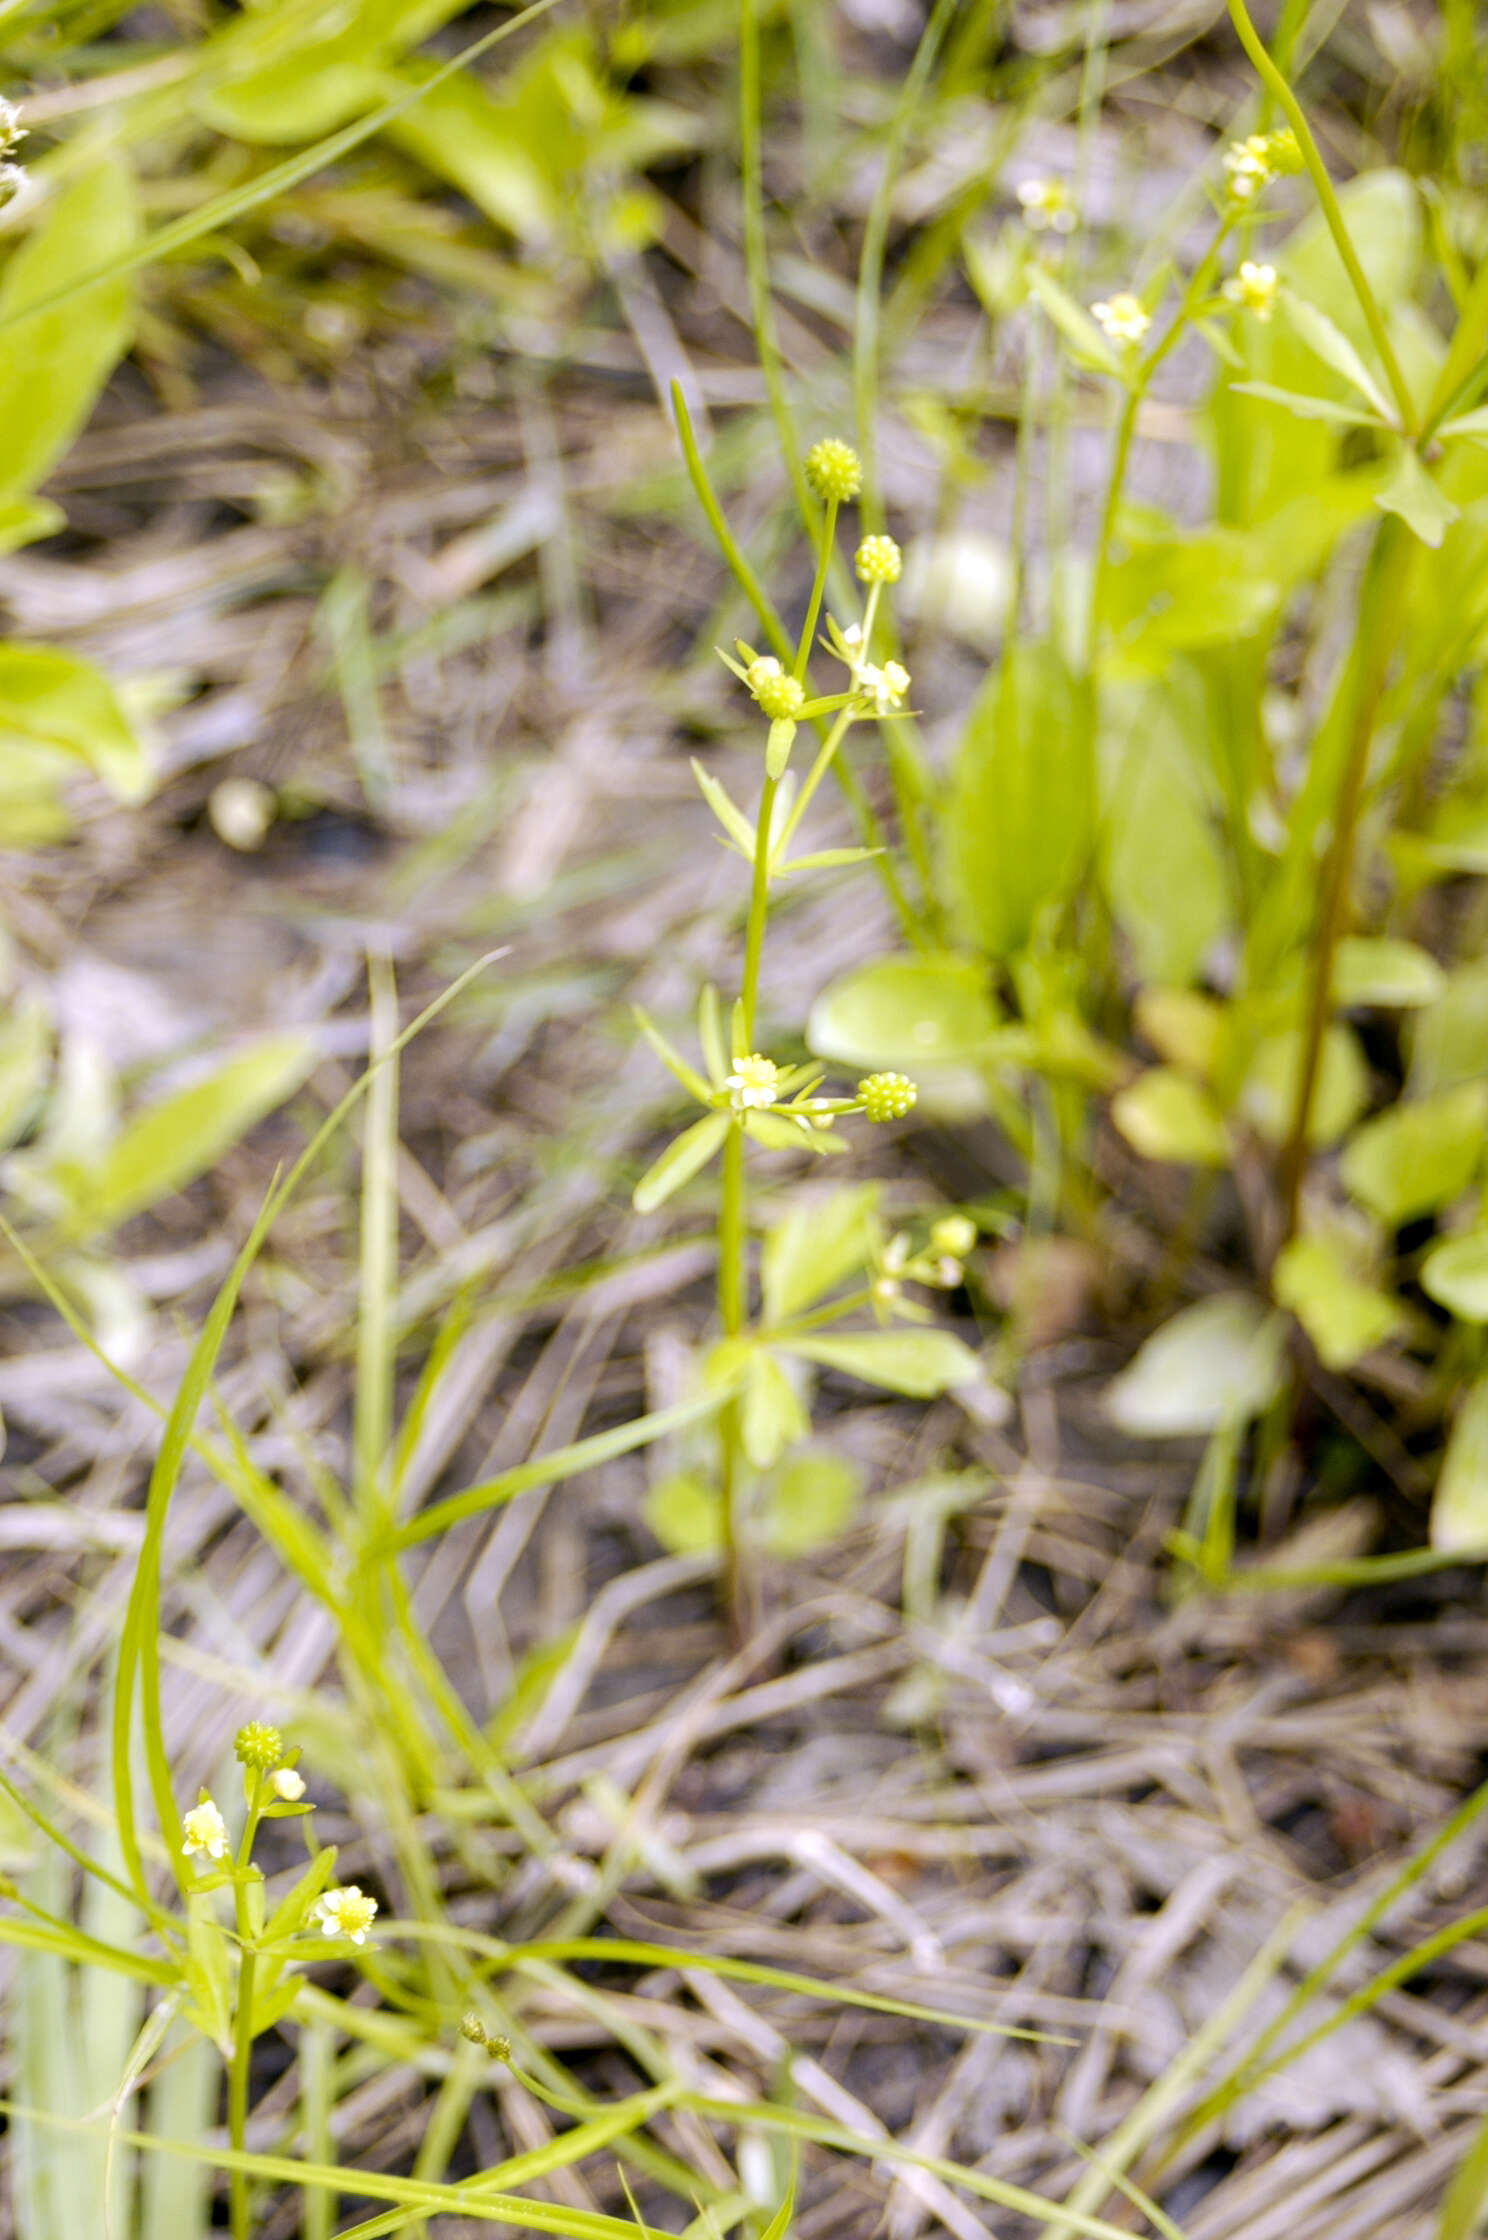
[857,1072,918,1123]
[874,1213,978,1308]
[1223,258,1278,320]
[744,656,805,721]
[1091,292,1151,346]
[1222,127,1301,205]
[1016,177,1076,235]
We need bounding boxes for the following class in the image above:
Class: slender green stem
[795,497,837,677]
[228,1773,266,2240]
[1277,518,1410,1242]
[774,708,856,862]
[852,0,961,529]
[670,380,926,946]
[741,773,779,1035]
[740,0,814,522]
[1224,0,1418,439]
[1089,226,1232,650]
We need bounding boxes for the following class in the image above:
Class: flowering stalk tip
[805,437,863,503]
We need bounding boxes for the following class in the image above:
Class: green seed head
[234,1722,284,1771]
[858,1072,918,1122]
[855,534,902,585]
[745,656,805,721]
[805,437,863,504]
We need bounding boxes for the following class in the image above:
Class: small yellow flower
[856,659,910,714]
[724,1055,781,1111]
[744,656,805,721]
[804,437,863,504]
[1223,259,1278,320]
[182,1798,229,1861]
[313,1886,379,1944]
[271,1766,307,1802]
[1091,293,1150,345]
[1016,177,1076,235]
[855,534,903,584]
[0,98,25,159]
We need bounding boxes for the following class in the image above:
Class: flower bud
[858,1073,918,1122]
[805,437,862,503]
[235,1721,283,1770]
[931,1214,977,1258]
[854,534,902,584]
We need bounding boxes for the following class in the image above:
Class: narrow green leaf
[690,758,756,857]
[1227,380,1382,427]
[633,1006,711,1104]
[61,1034,316,1240]
[1281,292,1395,420]
[632,1110,730,1212]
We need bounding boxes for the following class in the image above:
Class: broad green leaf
[1333,937,1445,1008]
[1101,521,1281,667]
[381,67,557,243]
[1238,1025,1370,1148]
[1272,1230,1404,1370]
[807,953,999,1069]
[0,995,49,1152]
[786,1329,981,1398]
[193,0,471,141]
[0,157,138,499]
[763,1183,879,1323]
[0,496,64,556]
[632,1110,730,1212]
[643,1468,721,1556]
[1420,1232,1488,1323]
[1374,446,1459,548]
[761,1452,862,1558]
[61,1035,318,1240]
[947,642,1093,957]
[1340,1084,1488,1226]
[1431,1377,1488,1554]
[1104,1293,1286,1437]
[1410,961,1488,1093]
[1133,987,1226,1079]
[0,646,152,805]
[741,1349,809,1471]
[1100,673,1232,980]
[1111,1068,1229,1166]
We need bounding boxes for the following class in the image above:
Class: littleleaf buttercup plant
[166,1720,377,2240]
[636,436,983,1612]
